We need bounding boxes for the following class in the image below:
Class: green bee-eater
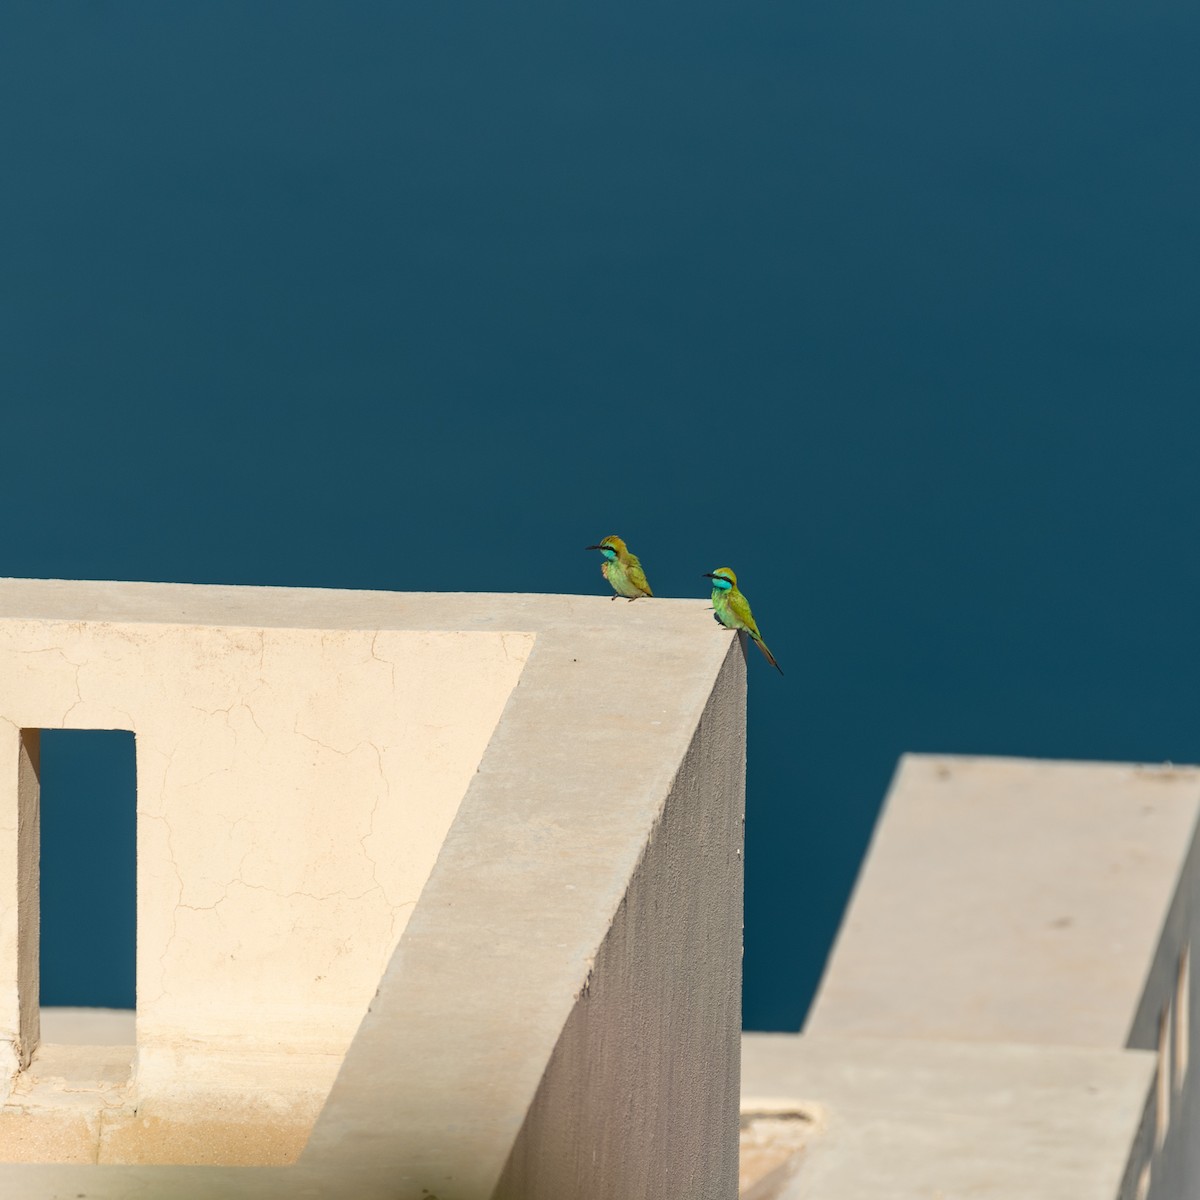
[703,567,783,674]
[586,535,654,601]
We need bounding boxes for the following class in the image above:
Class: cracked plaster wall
[0,619,532,1122]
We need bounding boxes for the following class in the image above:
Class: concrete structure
[739,754,1200,1199]
[0,578,746,1198]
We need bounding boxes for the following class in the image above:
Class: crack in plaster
[239,700,267,740]
[217,878,388,907]
[499,632,527,663]
[136,741,174,821]
[178,764,234,791]
[180,888,248,966]
[143,811,185,1007]
[157,872,389,1006]
[380,900,418,977]
[9,644,85,691]
[36,646,86,726]
[291,720,368,759]
[359,741,393,907]
[369,630,398,694]
[142,742,186,1003]
[4,624,497,1076]
[171,877,389,937]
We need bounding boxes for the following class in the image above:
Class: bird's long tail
[752,634,784,675]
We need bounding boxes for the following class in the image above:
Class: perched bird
[586,535,654,601]
[703,567,783,674]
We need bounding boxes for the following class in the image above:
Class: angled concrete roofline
[741,752,1200,1198]
[0,578,747,1199]
[806,752,1200,1048]
[741,1032,1158,1200]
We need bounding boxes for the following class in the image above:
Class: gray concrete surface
[807,754,1200,1046]
[37,1009,135,1046]
[739,753,1200,1200]
[742,1033,1156,1200]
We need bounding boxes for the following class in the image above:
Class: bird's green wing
[727,590,761,638]
[625,554,653,597]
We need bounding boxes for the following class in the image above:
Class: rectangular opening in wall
[38,729,136,1041]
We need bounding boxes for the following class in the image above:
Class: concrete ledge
[492,647,744,1198]
[741,1033,1156,1200]
[763,753,1200,1199]
[807,754,1200,1046]
[0,579,746,1197]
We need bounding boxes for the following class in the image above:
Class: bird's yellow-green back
[587,534,654,600]
[704,566,782,674]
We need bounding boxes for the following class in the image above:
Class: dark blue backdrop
[3,1,1198,1027]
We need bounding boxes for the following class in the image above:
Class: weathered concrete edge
[303,615,741,1196]
[805,751,1200,1044]
[0,577,715,633]
[743,1033,1159,1200]
[493,642,746,1200]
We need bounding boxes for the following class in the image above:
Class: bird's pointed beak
[701,572,716,579]
[586,545,602,551]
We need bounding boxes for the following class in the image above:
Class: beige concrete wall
[492,645,745,1200]
[740,753,1200,1200]
[301,607,745,1199]
[0,579,745,1194]
[0,614,530,1150]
